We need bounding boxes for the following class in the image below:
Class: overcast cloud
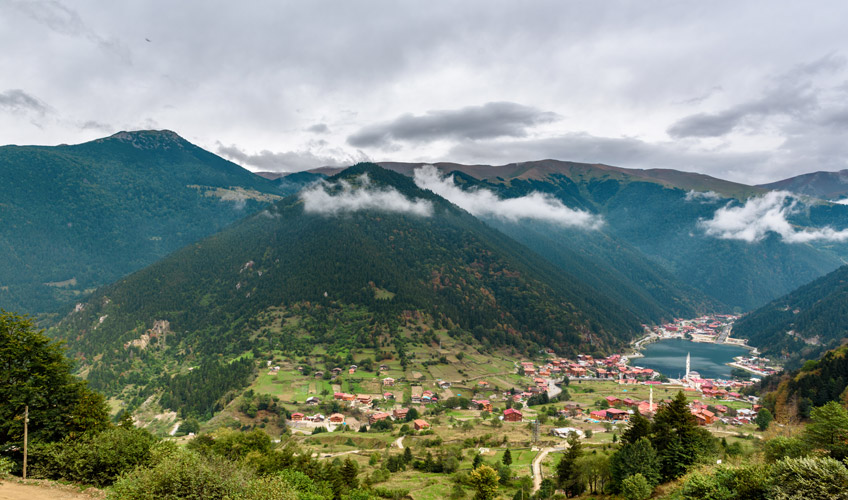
[1,1,848,184]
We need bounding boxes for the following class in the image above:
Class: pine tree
[472,453,483,469]
[502,448,513,466]
[403,446,413,464]
[556,432,584,496]
[621,410,650,445]
[651,391,701,481]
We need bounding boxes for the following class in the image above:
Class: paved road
[394,435,405,449]
[546,379,562,400]
[531,445,568,493]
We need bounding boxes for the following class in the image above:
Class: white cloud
[700,190,848,243]
[412,165,603,229]
[831,198,848,205]
[300,174,432,217]
[685,190,722,203]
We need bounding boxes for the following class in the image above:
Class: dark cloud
[347,102,559,148]
[307,123,329,134]
[668,54,845,138]
[0,89,51,115]
[216,142,369,173]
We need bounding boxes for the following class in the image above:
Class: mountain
[758,169,848,200]
[324,160,847,311]
[759,344,848,421]
[733,265,848,366]
[53,163,651,402]
[0,131,315,315]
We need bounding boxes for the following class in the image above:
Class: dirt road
[531,446,568,493]
[0,480,101,500]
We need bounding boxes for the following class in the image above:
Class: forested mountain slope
[333,160,848,311]
[54,164,649,398]
[733,265,848,366]
[0,131,314,315]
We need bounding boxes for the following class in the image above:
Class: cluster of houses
[522,355,659,384]
[290,412,346,424]
[650,314,739,340]
[366,408,430,430]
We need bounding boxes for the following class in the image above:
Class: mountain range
[4,130,848,380]
[0,131,317,315]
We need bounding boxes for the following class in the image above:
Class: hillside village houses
[295,335,762,432]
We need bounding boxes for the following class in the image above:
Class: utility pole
[532,419,540,443]
[23,405,28,480]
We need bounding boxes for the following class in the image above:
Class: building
[472,400,493,412]
[329,413,345,424]
[382,377,395,386]
[393,408,409,420]
[291,412,304,422]
[503,408,523,422]
[369,412,392,425]
[413,419,430,431]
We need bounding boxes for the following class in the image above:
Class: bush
[769,456,848,500]
[30,426,158,487]
[679,470,733,500]
[621,473,653,500]
[108,448,253,500]
[0,456,14,477]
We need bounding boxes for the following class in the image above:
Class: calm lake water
[634,339,749,380]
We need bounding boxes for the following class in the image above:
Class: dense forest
[733,264,848,366]
[0,130,315,315]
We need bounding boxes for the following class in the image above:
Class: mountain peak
[96,129,188,150]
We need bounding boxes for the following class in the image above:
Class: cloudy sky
[2,1,847,184]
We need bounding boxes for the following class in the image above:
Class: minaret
[685,352,691,380]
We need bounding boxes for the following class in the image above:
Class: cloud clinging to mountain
[700,190,848,243]
[300,174,432,217]
[413,165,603,229]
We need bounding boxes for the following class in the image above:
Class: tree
[556,432,584,497]
[469,464,499,500]
[621,473,653,500]
[803,401,848,460]
[609,437,661,493]
[651,391,703,480]
[405,407,419,422]
[1,311,109,449]
[754,408,773,431]
[402,446,413,464]
[340,457,359,490]
[621,410,650,445]
[576,453,610,494]
[472,453,483,469]
[502,448,512,466]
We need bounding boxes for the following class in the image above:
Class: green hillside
[362,161,846,311]
[0,131,314,315]
[52,163,646,406]
[733,265,848,366]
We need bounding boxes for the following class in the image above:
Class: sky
[2,1,848,185]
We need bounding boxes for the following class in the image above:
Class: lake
[634,339,749,380]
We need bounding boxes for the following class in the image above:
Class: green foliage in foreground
[0,311,109,455]
[676,457,848,500]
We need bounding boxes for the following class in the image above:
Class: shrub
[621,473,653,500]
[769,456,848,500]
[30,426,158,487]
[108,448,252,500]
